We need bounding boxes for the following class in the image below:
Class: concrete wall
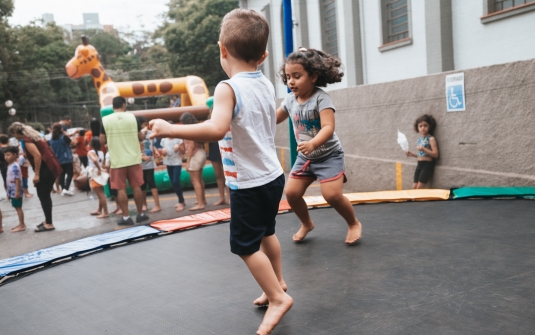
[275,58,535,192]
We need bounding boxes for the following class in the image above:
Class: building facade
[241,0,535,98]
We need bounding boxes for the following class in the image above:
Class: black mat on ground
[1,200,535,335]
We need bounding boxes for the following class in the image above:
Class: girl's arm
[25,142,41,184]
[297,108,335,156]
[88,151,101,173]
[177,143,185,155]
[184,140,194,169]
[276,108,289,124]
[406,151,417,158]
[419,137,439,159]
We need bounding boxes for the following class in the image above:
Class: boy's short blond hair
[220,8,269,63]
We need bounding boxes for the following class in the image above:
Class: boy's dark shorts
[229,174,285,255]
[11,197,22,208]
[142,168,156,190]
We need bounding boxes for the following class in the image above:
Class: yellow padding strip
[303,189,451,207]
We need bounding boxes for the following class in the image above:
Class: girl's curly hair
[414,114,437,135]
[279,47,344,87]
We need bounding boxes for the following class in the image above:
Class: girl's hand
[406,151,415,157]
[33,174,40,185]
[297,141,315,156]
[162,148,168,156]
[184,162,189,171]
[416,145,425,151]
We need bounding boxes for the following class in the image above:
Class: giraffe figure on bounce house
[66,36,210,118]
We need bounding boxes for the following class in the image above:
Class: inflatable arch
[66,36,210,121]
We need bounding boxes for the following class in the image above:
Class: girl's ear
[311,73,318,84]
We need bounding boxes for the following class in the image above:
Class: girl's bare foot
[24,193,34,198]
[292,223,315,242]
[90,211,101,216]
[193,200,207,205]
[188,205,205,211]
[256,293,293,335]
[11,225,26,232]
[213,199,227,206]
[96,213,109,219]
[175,203,185,212]
[149,206,162,213]
[254,281,288,306]
[345,220,362,245]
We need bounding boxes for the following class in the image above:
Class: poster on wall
[446,72,465,112]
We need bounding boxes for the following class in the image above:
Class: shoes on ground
[136,213,149,223]
[117,217,135,226]
[61,189,75,196]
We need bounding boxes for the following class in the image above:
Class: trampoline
[1,199,535,334]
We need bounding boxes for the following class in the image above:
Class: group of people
[0,7,441,335]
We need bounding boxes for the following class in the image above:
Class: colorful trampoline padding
[304,189,451,207]
[150,208,231,232]
[452,187,535,199]
[0,226,160,278]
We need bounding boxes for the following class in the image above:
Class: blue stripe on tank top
[222,158,235,166]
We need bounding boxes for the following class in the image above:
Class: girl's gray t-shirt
[281,88,342,160]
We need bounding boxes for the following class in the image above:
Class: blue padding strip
[0,225,160,277]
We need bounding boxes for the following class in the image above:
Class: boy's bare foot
[96,213,109,219]
[213,199,227,206]
[11,225,26,232]
[292,223,315,242]
[175,203,185,212]
[254,281,288,306]
[256,293,293,335]
[188,205,205,211]
[149,206,162,213]
[90,211,101,216]
[345,220,362,245]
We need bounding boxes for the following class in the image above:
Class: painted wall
[452,0,535,71]
[275,58,535,192]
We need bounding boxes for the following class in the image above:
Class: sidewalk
[0,170,338,259]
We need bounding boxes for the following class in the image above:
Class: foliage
[162,0,238,90]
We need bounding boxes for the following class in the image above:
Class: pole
[283,0,298,167]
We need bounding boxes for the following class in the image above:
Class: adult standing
[59,115,71,132]
[8,122,62,232]
[0,134,9,189]
[49,123,75,196]
[100,96,149,225]
[161,124,186,211]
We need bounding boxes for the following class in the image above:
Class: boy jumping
[149,8,292,335]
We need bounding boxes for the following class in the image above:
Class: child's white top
[88,150,104,169]
[218,71,282,190]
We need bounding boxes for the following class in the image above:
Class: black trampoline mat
[1,200,535,335]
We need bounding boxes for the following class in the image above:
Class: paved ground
[0,168,347,259]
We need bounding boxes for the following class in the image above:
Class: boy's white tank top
[218,71,283,190]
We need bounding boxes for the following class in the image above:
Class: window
[492,0,535,12]
[322,0,339,57]
[386,0,409,43]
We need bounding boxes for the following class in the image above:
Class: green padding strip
[452,187,535,199]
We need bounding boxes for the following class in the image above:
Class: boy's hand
[148,119,173,139]
[297,141,315,156]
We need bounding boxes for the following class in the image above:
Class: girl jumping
[406,114,439,189]
[276,47,362,245]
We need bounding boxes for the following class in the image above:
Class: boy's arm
[149,84,234,141]
[297,108,335,156]
[15,178,21,198]
[276,108,289,124]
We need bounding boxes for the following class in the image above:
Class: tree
[162,0,238,90]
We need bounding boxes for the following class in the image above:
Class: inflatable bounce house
[66,36,216,192]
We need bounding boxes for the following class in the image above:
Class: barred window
[386,0,409,43]
[322,0,339,57]
[493,0,535,12]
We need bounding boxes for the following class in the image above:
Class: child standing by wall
[4,146,26,232]
[276,47,362,245]
[148,9,292,335]
[88,138,108,218]
[405,114,439,189]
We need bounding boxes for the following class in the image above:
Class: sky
[9,0,170,32]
